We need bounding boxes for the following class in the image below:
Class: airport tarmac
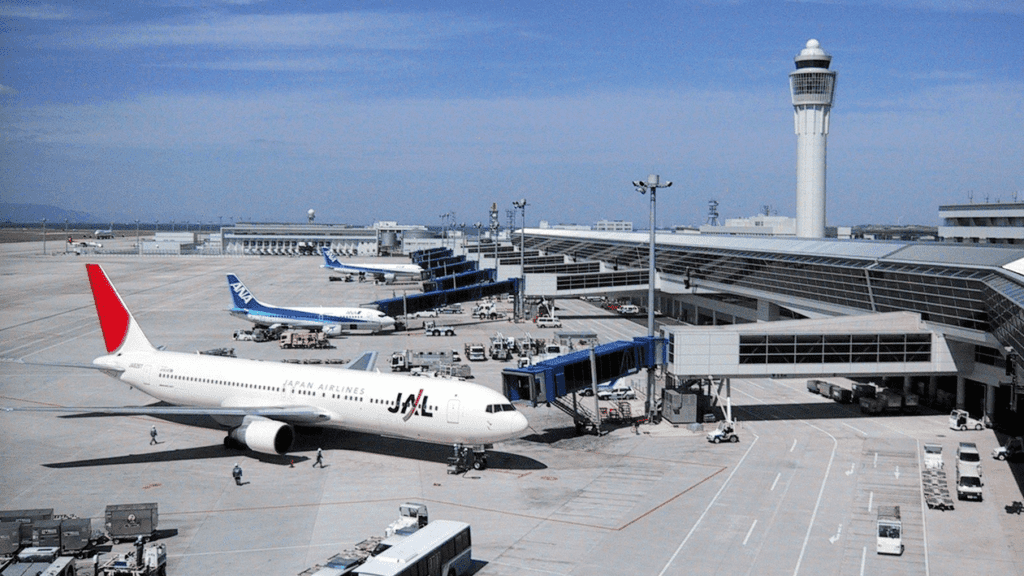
[2,239,1024,576]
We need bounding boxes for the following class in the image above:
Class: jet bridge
[371,279,520,318]
[502,336,666,431]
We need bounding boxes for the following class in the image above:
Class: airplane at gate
[227,274,395,335]
[2,264,528,466]
[320,247,423,283]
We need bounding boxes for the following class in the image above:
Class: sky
[1,1,1021,228]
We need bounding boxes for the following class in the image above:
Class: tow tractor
[706,421,739,443]
[447,445,489,474]
[949,409,985,431]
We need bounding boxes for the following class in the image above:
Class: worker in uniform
[149,425,158,445]
[232,463,243,485]
[314,447,324,468]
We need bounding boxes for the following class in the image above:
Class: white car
[410,310,438,318]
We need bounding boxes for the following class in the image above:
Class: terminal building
[939,201,1024,245]
[476,228,1024,429]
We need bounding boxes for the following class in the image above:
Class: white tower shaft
[790,39,836,239]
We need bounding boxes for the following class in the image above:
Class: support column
[927,376,938,406]
[956,375,966,410]
[757,300,781,322]
[903,376,912,397]
[985,382,997,425]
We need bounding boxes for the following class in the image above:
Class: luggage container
[31,519,61,548]
[830,386,853,404]
[60,518,92,555]
[851,383,876,401]
[0,522,20,555]
[105,503,158,543]
[0,509,53,549]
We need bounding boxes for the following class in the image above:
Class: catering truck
[876,506,903,555]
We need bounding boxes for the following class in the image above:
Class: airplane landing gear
[447,444,488,474]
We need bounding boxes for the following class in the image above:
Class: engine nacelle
[322,324,344,337]
[229,416,294,455]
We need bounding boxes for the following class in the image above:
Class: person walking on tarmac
[313,448,324,468]
[149,425,158,445]
[232,463,244,485]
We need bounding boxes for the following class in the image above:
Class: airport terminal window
[739,333,931,364]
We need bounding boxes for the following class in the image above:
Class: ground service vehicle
[956,472,983,501]
[472,302,504,320]
[830,386,853,403]
[98,541,167,576]
[617,304,640,314]
[993,436,1024,460]
[707,421,739,443]
[464,344,487,362]
[535,316,562,328]
[949,409,984,431]
[957,442,983,477]
[876,506,903,555]
[390,350,458,372]
[1,548,76,576]
[280,330,332,349]
[422,321,455,336]
[353,520,471,576]
[923,443,944,469]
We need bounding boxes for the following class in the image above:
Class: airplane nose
[509,411,529,435]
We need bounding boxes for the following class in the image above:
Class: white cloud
[60,11,499,51]
[0,2,83,20]
[0,84,18,95]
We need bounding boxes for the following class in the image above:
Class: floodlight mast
[633,175,671,420]
[512,199,528,321]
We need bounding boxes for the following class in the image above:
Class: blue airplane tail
[321,247,341,268]
[227,274,268,312]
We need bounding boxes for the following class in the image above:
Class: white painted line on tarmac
[792,423,838,576]
[743,519,758,546]
[842,422,867,436]
[868,491,873,512]
[790,438,798,452]
[873,452,878,468]
[771,472,781,491]
[859,546,867,576]
[657,433,761,576]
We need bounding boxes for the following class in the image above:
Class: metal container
[0,522,20,555]
[0,509,53,547]
[105,503,158,542]
[60,517,92,553]
[32,519,62,548]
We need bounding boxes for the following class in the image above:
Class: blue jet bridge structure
[371,278,520,318]
[502,336,667,432]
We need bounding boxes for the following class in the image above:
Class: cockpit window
[486,403,517,413]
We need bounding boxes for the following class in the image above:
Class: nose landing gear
[447,444,489,474]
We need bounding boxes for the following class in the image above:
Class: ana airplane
[3,264,529,468]
[93,226,114,239]
[227,274,395,335]
[68,237,103,248]
[320,247,423,284]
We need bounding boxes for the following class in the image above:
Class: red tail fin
[86,264,152,354]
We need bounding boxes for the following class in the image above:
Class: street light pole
[633,174,672,420]
[135,219,140,255]
[512,199,528,321]
[41,218,47,255]
[63,218,68,254]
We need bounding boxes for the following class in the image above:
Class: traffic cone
[290,459,294,468]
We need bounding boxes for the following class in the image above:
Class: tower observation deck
[790,39,837,238]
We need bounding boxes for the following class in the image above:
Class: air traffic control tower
[790,39,837,238]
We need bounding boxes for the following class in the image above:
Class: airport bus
[354,520,471,576]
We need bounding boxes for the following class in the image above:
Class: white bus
[354,520,471,576]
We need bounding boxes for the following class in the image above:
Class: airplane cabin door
[446,399,460,424]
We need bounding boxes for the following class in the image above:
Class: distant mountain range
[0,203,97,224]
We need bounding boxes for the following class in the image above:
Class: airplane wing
[343,350,378,372]
[1,404,332,425]
[1,357,124,376]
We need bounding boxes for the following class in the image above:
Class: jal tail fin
[86,264,155,354]
[321,247,340,268]
[226,274,267,312]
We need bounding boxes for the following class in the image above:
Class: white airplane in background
[2,264,528,468]
[227,274,395,335]
[320,247,423,284]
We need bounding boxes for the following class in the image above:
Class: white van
[617,304,640,314]
[536,316,562,328]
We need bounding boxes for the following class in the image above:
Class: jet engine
[322,325,344,337]
[381,273,396,284]
[228,416,295,454]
